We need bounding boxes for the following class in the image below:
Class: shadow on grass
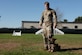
[59,47,82,52]
[54,44,82,52]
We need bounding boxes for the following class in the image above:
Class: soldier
[39,2,57,52]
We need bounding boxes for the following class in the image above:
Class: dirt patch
[60,43,82,48]
[73,50,82,54]
[0,42,21,51]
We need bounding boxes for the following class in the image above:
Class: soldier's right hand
[39,25,42,29]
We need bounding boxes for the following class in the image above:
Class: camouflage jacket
[39,8,57,27]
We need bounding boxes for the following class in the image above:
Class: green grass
[0,33,82,55]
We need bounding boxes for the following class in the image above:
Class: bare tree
[55,8,63,22]
[55,8,63,29]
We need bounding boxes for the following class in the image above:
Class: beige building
[22,21,39,29]
[22,21,82,29]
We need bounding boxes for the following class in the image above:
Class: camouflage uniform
[39,8,57,52]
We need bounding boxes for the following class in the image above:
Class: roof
[22,21,39,23]
[22,21,82,24]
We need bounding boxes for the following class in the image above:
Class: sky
[0,0,82,28]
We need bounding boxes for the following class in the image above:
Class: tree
[64,19,68,22]
[55,8,63,22]
[74,16,82,22]
[0,16,1,21]
[55,8,63,28]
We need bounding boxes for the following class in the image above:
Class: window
[75,25,78,29]
[63,26,68,29]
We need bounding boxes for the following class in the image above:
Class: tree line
[63,16,82,22]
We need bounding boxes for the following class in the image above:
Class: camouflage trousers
[42,23,54,51]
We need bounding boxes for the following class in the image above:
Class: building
[22,21,82,29]
[22,21,39,29]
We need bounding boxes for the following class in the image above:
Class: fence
[0,28,82,34]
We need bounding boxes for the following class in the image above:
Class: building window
[75,26,78,29]
[30,26,36,29]
[63,26,68,29]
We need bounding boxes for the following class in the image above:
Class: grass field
[0,33,82,55]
